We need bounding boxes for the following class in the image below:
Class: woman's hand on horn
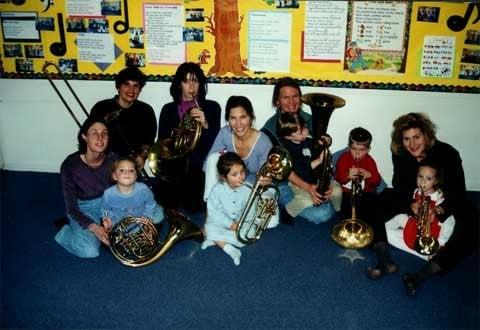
[191,107,208,129]
[88,223,110,245]
[307,184,323,205]
[257,174,272,186]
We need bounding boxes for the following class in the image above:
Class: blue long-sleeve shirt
[100,182,160,224]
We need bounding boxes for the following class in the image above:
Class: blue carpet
[1,170,479,330]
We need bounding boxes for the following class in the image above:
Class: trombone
[43,61,151,181]
[42,61,89,127]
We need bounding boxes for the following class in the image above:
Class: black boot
[280,207,294,226]
[402,261,442,297]
[366,242,398,280]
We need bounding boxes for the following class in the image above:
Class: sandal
[402,273,417,296]
[366,265,383,280]
[383,261,398,274]
[366,261,398,280]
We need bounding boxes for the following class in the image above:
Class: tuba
[414,189,440,256]
[331,166,374,249]
[301,93,345,197]
[147,96,202,182]
[109,209,203,267]
[235,146,292,244]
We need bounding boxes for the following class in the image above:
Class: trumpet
[235,146,292,244]
[331,162,374,249]
[414,188,439,256]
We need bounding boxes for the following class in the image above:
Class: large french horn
[301,93,345,196]
[109,209,203,267]
[414,189,439,255]
[331,168,374,249]
[147,96,202,182]
[235,146,292,244]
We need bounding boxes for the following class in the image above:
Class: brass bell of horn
[331,174,374,249]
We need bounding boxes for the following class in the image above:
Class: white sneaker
[223,244,241,266]
[201,239,215,250]
[267,215,279,228]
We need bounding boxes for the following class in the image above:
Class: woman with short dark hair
[55,117,117,258]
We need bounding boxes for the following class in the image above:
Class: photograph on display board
[129,28,144,49]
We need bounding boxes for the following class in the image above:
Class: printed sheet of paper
[303,1,348,61]
[248,11,292,72]
[351,1,407,51]
[144,4,185,65]
[77,33,115,63]
[66,0,102,17]
[421,36,455,78]
[0,12,40,42]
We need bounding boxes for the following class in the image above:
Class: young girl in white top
[201,152,251,265]
[385,160,455,260]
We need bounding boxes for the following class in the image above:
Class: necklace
[82,153,105,168]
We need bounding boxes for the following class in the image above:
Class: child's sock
[201,239,215,250]
[223,244,241,265]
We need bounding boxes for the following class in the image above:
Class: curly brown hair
[390,112,437,155]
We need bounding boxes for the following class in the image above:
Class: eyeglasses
[87,131,109,139]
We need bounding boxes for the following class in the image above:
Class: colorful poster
[344,1,410,74]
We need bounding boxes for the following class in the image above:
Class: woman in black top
[90,67,157,172]
[156,62,221,212]
[367,112,478,296]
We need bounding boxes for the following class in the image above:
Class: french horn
[147,96,202,182]
[235,146,292,244]
[109,209,203,267]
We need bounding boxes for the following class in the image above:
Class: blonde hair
[110,158,137,179]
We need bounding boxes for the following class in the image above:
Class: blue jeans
[55,198,102,258]
[277,182,294,207]
[278,181,335,224]
[298,201,335,224]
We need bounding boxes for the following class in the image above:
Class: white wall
[1,79,479,190]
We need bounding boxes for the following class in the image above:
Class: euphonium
[109,209,203,267]
[331,169,374,249]
[301,93,345,196]
[235,146,292,244]
[414,189,439,256]
[148,94,202,182]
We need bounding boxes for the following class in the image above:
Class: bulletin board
[0,0,479,93]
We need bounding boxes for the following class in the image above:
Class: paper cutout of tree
[206,0,249,76]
